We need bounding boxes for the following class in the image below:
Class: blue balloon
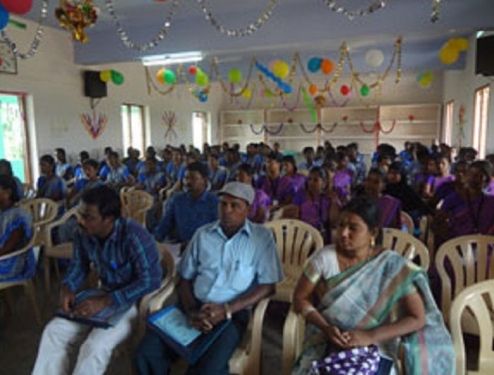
[199,93,208,102]
[283,84,292,94]
[308,57,322,73]
[0,4,9,30]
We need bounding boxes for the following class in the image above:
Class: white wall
[442,34,494,155]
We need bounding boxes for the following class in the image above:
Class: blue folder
[147,305,231,365]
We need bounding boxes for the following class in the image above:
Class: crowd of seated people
[2,139,494,374]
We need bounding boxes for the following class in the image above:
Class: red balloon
[0,0,33,15]
[188,66,197,75]
[340,84,351,96]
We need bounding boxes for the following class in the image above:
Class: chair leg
[24,280,41,325]
[44,257,51,292]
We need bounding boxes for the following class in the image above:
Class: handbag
[309,345,381,375]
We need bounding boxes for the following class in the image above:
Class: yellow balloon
[439,47,459,65]
[455,37,469,51]
[242,88,252,99]
[272,60,290,79]
[100,70,111,82]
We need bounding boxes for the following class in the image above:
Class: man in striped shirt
[33,185,162,375]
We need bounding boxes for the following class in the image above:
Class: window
[121,104,145,155]
[0,92,31,183]
[472,85,490,159]
[443,100,454,146]
[192,111,210,150]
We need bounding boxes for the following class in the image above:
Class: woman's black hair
[82,159,99,170]
[335,151,348,163]
[0,175,20,203]
[40,154,56,173]
[81,185,121,219]
[341,196,380,233]
[367,167,385,181]
[55,148,66,161]
[308,166,327,180]
[0,159,13,176]
[282,155,297,172]
[238,163,254,176]
[187,161,209,179]
[470,160,493,185]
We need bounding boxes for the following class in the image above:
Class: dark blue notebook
[55,289,129,329]
[147,305,231,365]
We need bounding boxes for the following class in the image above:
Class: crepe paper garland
[249,123,284,136]
[301,87,318,122]
[0,0,33,15]
[299,122,338,134]
[55,0,100,43]
[81,111,108,140]
[255,61,292,94]
[359,119,397,147]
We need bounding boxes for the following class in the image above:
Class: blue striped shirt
[63,218,162,308]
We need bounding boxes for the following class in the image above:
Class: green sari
[293,249,455,375]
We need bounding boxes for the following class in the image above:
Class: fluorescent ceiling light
[142,51,203,66]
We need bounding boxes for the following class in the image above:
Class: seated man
[32,185,162,375]
[154,162,218,244]
[135,182,284,375]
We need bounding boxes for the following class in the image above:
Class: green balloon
[164,69,177,84]
[228,68,242,84]
[111,70,124,85]
[360,84,370,97]
[196,72,209,87]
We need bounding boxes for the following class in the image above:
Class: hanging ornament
[228,68,243,83]
[55,0,100,43]
[111,70,124,85]
[365,49,384,68]
[321,58,334,75]
[188,65,198,75]
[360,84,370,96]
[308,84,318,96]
[340,84,351,96]
[439,37,468,65]
[100,70,111,82]
[272,60,290,79]
[307,57,322,73]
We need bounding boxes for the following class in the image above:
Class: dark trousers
[134,310,249,375]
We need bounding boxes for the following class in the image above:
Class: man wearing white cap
[135,181,283,375]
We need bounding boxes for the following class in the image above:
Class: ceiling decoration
[0,0,48,59]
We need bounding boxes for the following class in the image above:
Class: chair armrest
[148,282,176,313]
[282,308,305,375]
[0,236,36,261]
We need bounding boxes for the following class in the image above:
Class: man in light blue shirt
[135,182,283,375]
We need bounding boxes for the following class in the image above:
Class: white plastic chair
[450,279,494,375]
[382,227,430,270]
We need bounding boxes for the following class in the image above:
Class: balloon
[282,84,292,94]
[360,84,370,97]
[1,0,32,15]
[164,69,176,84]
[340,85,351,96]
[198,92,208,102]
[188,65,197,75]
[321,59,334,75]
[272,60,290,79]
[448,37,469,52]
[308,84,318,96]
[365,49,384,68]
[0,4,9,30]
[99,70,111,82]
[156,68,166,84]
[228,68,242,84]
[196,72,209,87]
[242,88,252,99]
[111,70,124,85]
[439,46,459,65]
[417,71,434,88]
[307,57,322,73]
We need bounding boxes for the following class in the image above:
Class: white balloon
[365,49,384,68]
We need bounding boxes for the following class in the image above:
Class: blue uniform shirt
[179,220,284,304]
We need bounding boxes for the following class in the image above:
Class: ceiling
[18,0,494,73]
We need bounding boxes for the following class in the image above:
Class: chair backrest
[264,219,324,277]
[435,235,494,324]
[19,198,60,246]
[400,211,414,234]
[450,279,494,375]
[44,206,79,259]
[382,228,430,270]
[121,190,154,226]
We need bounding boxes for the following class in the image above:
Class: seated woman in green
[292,197,454,375]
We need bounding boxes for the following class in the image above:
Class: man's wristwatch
[224,303,233,320]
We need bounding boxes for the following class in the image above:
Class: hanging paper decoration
[255,61,292,94]
[55,0,99,43]
[81,111,107,139]
[359,119,397,147]
[301,87,317,122]
[0,0,33,15]
[439,37,469,65]
[249,123,284,136]
[417,71,434,88]
[300,123,338,134]
[162,110,178,141]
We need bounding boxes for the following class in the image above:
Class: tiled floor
[0,278,286,375]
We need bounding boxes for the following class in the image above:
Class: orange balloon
[308,84,318,96]
[321,59,334,75]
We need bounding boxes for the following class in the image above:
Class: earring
[370,237,376,248]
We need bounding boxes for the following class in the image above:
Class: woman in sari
[0,175,34,281]
[363,168,402,229]
[281,155,307,195]
[423,155,454,199]
[292,197,454,375]
[36,154,67,202]
[237,163,271,223]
